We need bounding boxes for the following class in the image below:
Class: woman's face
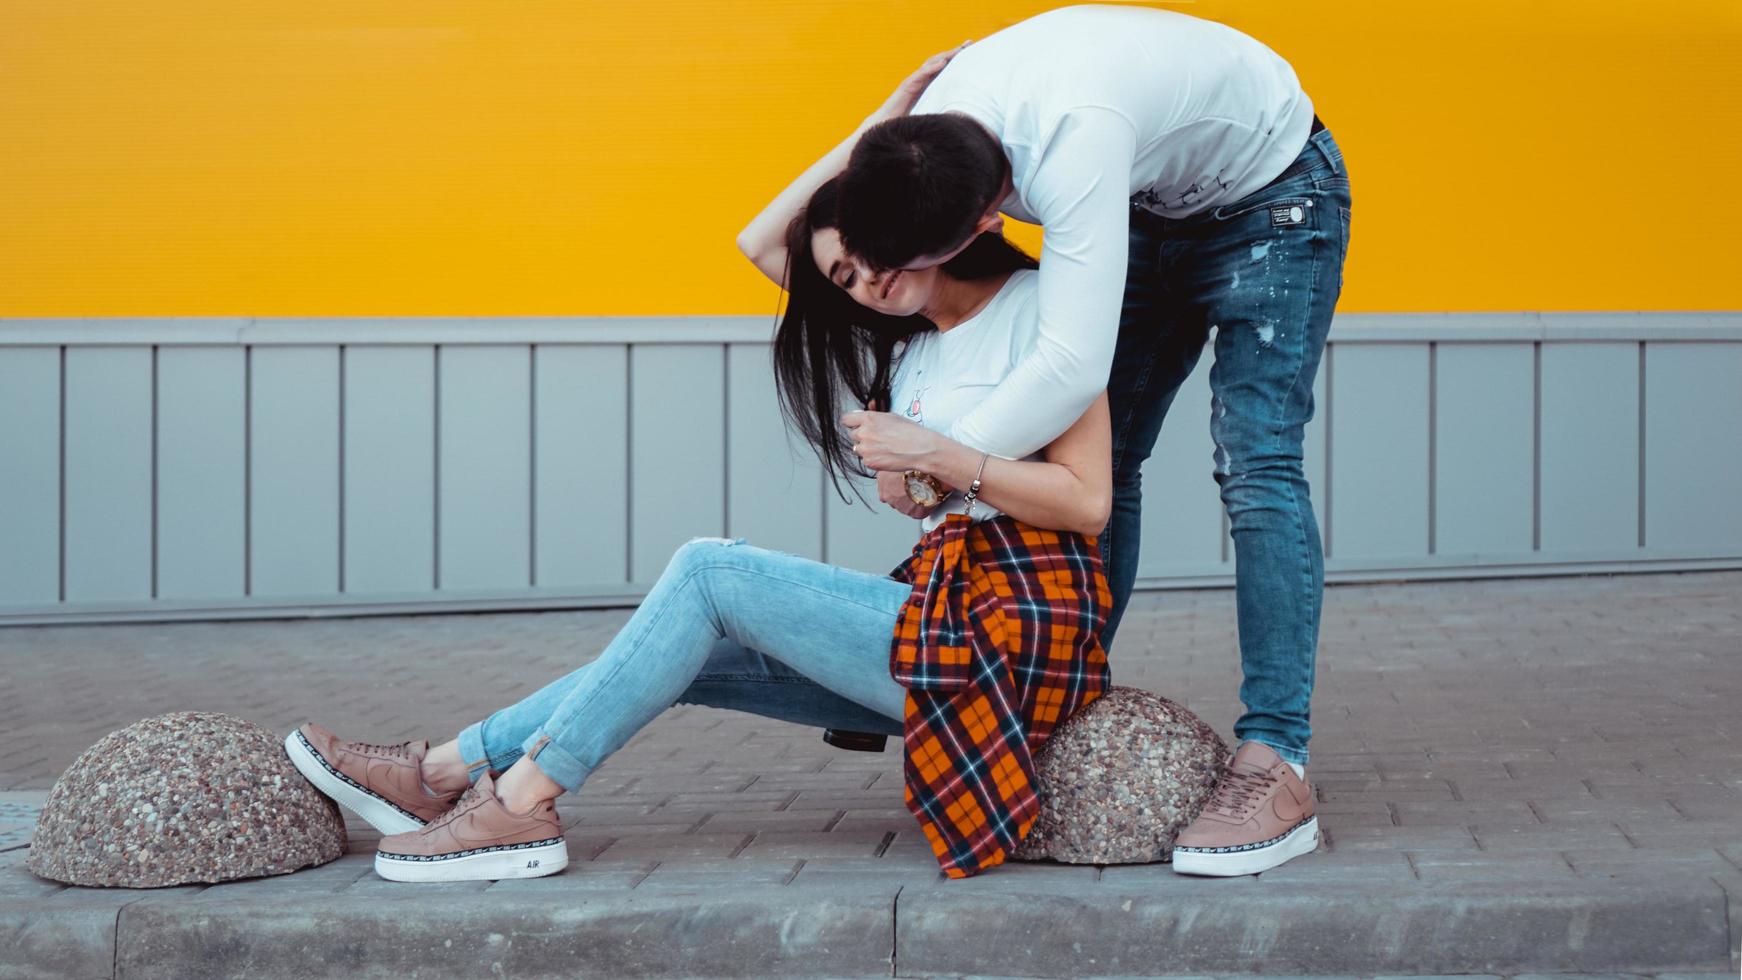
[810,225,939,317]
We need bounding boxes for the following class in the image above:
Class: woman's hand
[876,470,932,519]
[850,398,935,519]
[841,408,947,475]
[878,42,971,119]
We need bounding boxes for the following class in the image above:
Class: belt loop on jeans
[1308,114,1341,176]
[1265,115,1334,186]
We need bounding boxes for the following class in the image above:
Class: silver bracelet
[962,452,989,521]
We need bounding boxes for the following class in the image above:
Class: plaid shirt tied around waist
[887,512,1113,878]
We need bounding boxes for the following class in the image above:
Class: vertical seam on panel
[433,345,441,590]
[819,450,830,565]
[1637,341,1646,549]
[1532,341,1542,552]
[244,346,252,597]
[624,345,634,583]
[151,345,159,599]
[338,345,347,593]
[721,345,731,537]
[529,344,538,587]
[1322,342,1334,560]
[1427,342,1437,556]
[59,346,66,604]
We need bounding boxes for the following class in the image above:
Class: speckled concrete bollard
[28,711,346,887]
[1013,686,1229,865]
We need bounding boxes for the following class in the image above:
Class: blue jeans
[1100,125,1352,766]
[456,538,908,791]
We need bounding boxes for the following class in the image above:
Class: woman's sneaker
[1171,740,1320,876]
[284,723,464,835]
[373,770,567,883]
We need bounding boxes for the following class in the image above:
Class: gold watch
[903,470,947,508]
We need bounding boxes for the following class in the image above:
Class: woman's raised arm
[735,44,969,287]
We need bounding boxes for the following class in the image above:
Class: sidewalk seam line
[890,883,902,978]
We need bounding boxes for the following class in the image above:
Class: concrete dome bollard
[28,711,347,887]
[1013,686,1230,865]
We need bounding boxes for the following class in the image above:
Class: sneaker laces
[1204,764,1276,819]
[349,740,413,759]
[418,781,484,834]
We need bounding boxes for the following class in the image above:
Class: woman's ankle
[420,740,472,795]
[494,758,564,816]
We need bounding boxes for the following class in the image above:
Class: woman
[285,46,1114,883]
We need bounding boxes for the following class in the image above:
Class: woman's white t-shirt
[887,269,1046,533]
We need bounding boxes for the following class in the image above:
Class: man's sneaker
[373,770,567,883]
[284,723,463,835]
[1172,740,1319,876]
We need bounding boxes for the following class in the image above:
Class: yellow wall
[2,1,1738,316]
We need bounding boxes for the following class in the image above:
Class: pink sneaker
[284,723,463,835]
[1172,740,1319,876]
[373,770,567,883]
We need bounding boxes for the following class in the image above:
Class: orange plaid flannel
[887,512,1112,878]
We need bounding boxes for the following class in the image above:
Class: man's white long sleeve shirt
[909,4,1314,460]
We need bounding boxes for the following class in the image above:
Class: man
[837,4,1350,876]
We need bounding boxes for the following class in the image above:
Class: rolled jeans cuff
[519,728,594,793]
[455,720,504,781]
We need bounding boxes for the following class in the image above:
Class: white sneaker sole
[283,729,426,836]
[374,839,569,883]
[1172,815,1320,877]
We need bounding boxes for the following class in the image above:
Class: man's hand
[879,41,971,118]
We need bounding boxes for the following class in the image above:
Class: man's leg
[1166,128,1349,877]
[1180,133,1348,768]
[1100,205,1212,649]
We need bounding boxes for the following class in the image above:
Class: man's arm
[944,108,1136,459]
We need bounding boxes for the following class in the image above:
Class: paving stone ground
[1,571,1738,978]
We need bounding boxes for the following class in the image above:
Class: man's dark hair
[837,114,1009,271]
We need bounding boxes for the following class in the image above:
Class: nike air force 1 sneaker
[373,770,567,882]
[1172,739,1319,876]
[285,723,463,835]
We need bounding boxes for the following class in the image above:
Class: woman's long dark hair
[772,178,1037,504]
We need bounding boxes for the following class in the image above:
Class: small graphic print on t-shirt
[904,372,928,425]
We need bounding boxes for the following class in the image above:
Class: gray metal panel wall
[249,347,340,598]
[533,344,630,589]
[156,347,247,600]
[343,345,435,594]
[2,313,1739,625]
[1434,344,1534,558]
[0,347,62,604]
[63,347,153,603]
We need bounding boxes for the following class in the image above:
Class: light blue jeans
[456,537,910,791]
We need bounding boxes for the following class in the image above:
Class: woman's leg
[443,537,912,805]
[676,637,906,735]
[429,632,905,791]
